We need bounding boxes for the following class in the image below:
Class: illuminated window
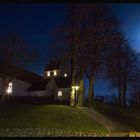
[54,71,57,76]
[64,73,67,77]
[58,91,62,97]
[7,82,13,94]
[9,82,12,86]
[47,71,50,76]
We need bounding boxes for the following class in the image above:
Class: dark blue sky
[0,3,67,75]
[0,3,140,77]
[112,4,140,52]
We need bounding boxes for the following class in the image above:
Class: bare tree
[105,33,140,107]
[129,53,140,106]
[49,4,87,106]
[0,33,38,102]
[84,4,120,104]
[49,4,121,106]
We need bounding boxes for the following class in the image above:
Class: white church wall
[45,78,58,99]
[0,78,31,96]
[11,79,31,96]
[27,90,45,96]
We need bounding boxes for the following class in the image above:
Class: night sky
[0,3,140,98]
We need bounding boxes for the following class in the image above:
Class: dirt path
[77,106,135,132]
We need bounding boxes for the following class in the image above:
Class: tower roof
[44,60,61,71]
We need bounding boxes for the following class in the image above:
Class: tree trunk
[1,83,7,103]
[118,87,121,105]
[118,81,122,106]
[76,78,84,107]
[122,80,127,107]
[1,78,10,103]
[70,56,76,106]
[87,75,94,104]
[71,56,76,86]
[121,86,123,107]
[83,82,86,105]
[70,57,74,80]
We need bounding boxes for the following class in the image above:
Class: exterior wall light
[6,82,13,94]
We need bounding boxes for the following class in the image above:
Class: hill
[0,104,107,136]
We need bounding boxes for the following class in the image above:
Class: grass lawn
[89,102,140,131]
[0,103,107,133]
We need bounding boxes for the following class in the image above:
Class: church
[0,60,72,103]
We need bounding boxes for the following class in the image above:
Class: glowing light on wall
[54,71,57,76]
[6,82,13,94]
[47,71,50,76]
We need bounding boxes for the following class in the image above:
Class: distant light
[54,71,57,76]
[64,73,67,77]
[47,71,50,76]
[58,91,62,96]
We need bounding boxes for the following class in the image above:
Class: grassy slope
[118,106,140,119]
[90,102,140,131]
[0,104,107,133]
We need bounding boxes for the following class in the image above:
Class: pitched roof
[55,77,71,88]
[27,79,49,91]
[44,60,60,71]
[16,68,45,83]
[0,61,44,83]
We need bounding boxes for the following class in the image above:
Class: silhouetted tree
[84,4,120,104]
[129,54,140,106]
[50,4,88,106]
[0,33,38,102]
[105,33,140,107]
[49,4,121,107]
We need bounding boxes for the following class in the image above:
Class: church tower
[44,59,71,79]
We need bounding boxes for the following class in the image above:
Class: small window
[54,71,57,76]
[64,73,67,77]
[47,71,50,76]
[9,82,12,86]
[58,91,62,97]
